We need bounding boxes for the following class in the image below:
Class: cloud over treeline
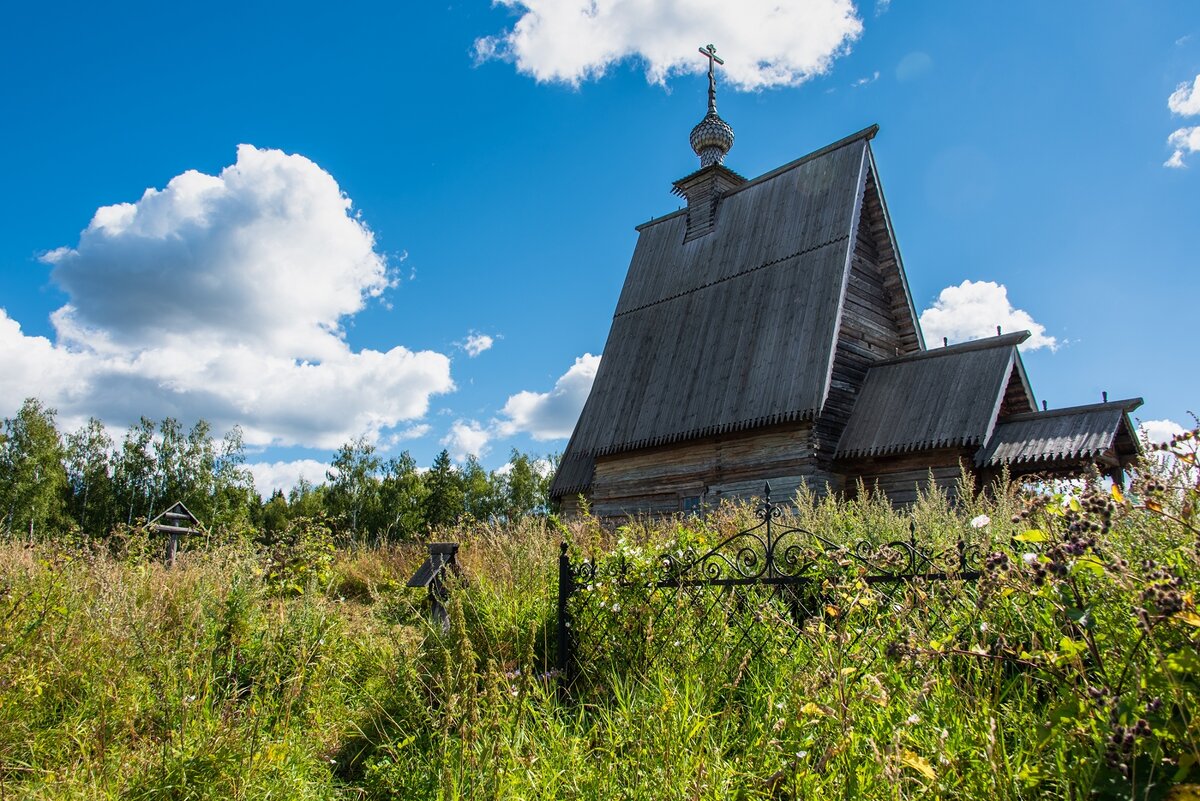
[2,145,452,448]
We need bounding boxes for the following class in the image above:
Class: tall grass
[0,467,1196,800]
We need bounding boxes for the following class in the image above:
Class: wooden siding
[998,355,1037,417]
[842,449,974,506]
[588,423,832,518]
[815,164,918,470]
[557,494,585,518]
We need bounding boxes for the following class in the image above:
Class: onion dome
[690,110,735,167]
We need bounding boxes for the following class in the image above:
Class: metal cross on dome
[699,44,724,112]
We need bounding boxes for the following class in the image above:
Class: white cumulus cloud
[1168,74,1200,116]
[1165,126,1200,169]
[475,0,863,90]
[247,459,331,499]
[494,457,554,477]
[919,280,1057,351]
[498,353,600,440]
[442,419,493,461]
[1165,74,1200,168]
[463,333,495,357]
[2,145,453,447]
[1139,419,1187,447]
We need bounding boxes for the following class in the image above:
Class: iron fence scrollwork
[556,483,984,693]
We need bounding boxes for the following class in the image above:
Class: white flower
[979,621,989,633]
[1022,553,1038,565]
[970,514,991,529]
[907,713,921,725]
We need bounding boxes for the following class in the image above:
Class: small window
[680,495,702,514]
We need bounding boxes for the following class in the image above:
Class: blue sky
[2,1,1197,495]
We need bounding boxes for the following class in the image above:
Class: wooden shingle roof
[835,333,1034,460]
[552,127,893,499]
[977,399,1143,467]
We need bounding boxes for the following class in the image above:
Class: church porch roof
[977,398,1144,468]
[835,333,1033,460]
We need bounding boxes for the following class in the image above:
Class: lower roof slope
[977,399,1143,468]
[835,333,1033,460]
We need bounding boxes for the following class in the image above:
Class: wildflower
[907,713,921,725]
[970,514,991,529]
[1021,553,1038,565]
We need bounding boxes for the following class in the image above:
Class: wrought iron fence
[556,484,986,697]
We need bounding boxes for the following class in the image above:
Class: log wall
[815,167,912,468]
[589,422,835,518]
[840,448,976,506]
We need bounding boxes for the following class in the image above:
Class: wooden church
[550,48,1142,516]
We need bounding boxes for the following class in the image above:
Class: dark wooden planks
[587,423,834,517]
[841,449,972,506]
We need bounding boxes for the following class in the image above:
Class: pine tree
[422,449,463,532]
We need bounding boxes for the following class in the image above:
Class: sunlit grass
[1,457,1198,800]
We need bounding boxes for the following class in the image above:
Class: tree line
[0,398,555,543]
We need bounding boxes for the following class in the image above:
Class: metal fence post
[556,541,576,690]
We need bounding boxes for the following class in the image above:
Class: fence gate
[556,485,983,694]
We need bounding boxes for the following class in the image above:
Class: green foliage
[1,448,1197,800]
[262,517,337,596]
[0,398,68,540]
[64,416,115,539]
[326,436,383,538]
[423,449,464,531]
[0,398,554,546]
[378,451,428,540]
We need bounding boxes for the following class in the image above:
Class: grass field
[1,459,1197,800]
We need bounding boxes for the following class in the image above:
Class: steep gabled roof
[552,127,905,499]
[835,333,1034,460]
[977,398,1143,468]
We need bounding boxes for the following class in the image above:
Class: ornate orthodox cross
[698,44,724,113]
